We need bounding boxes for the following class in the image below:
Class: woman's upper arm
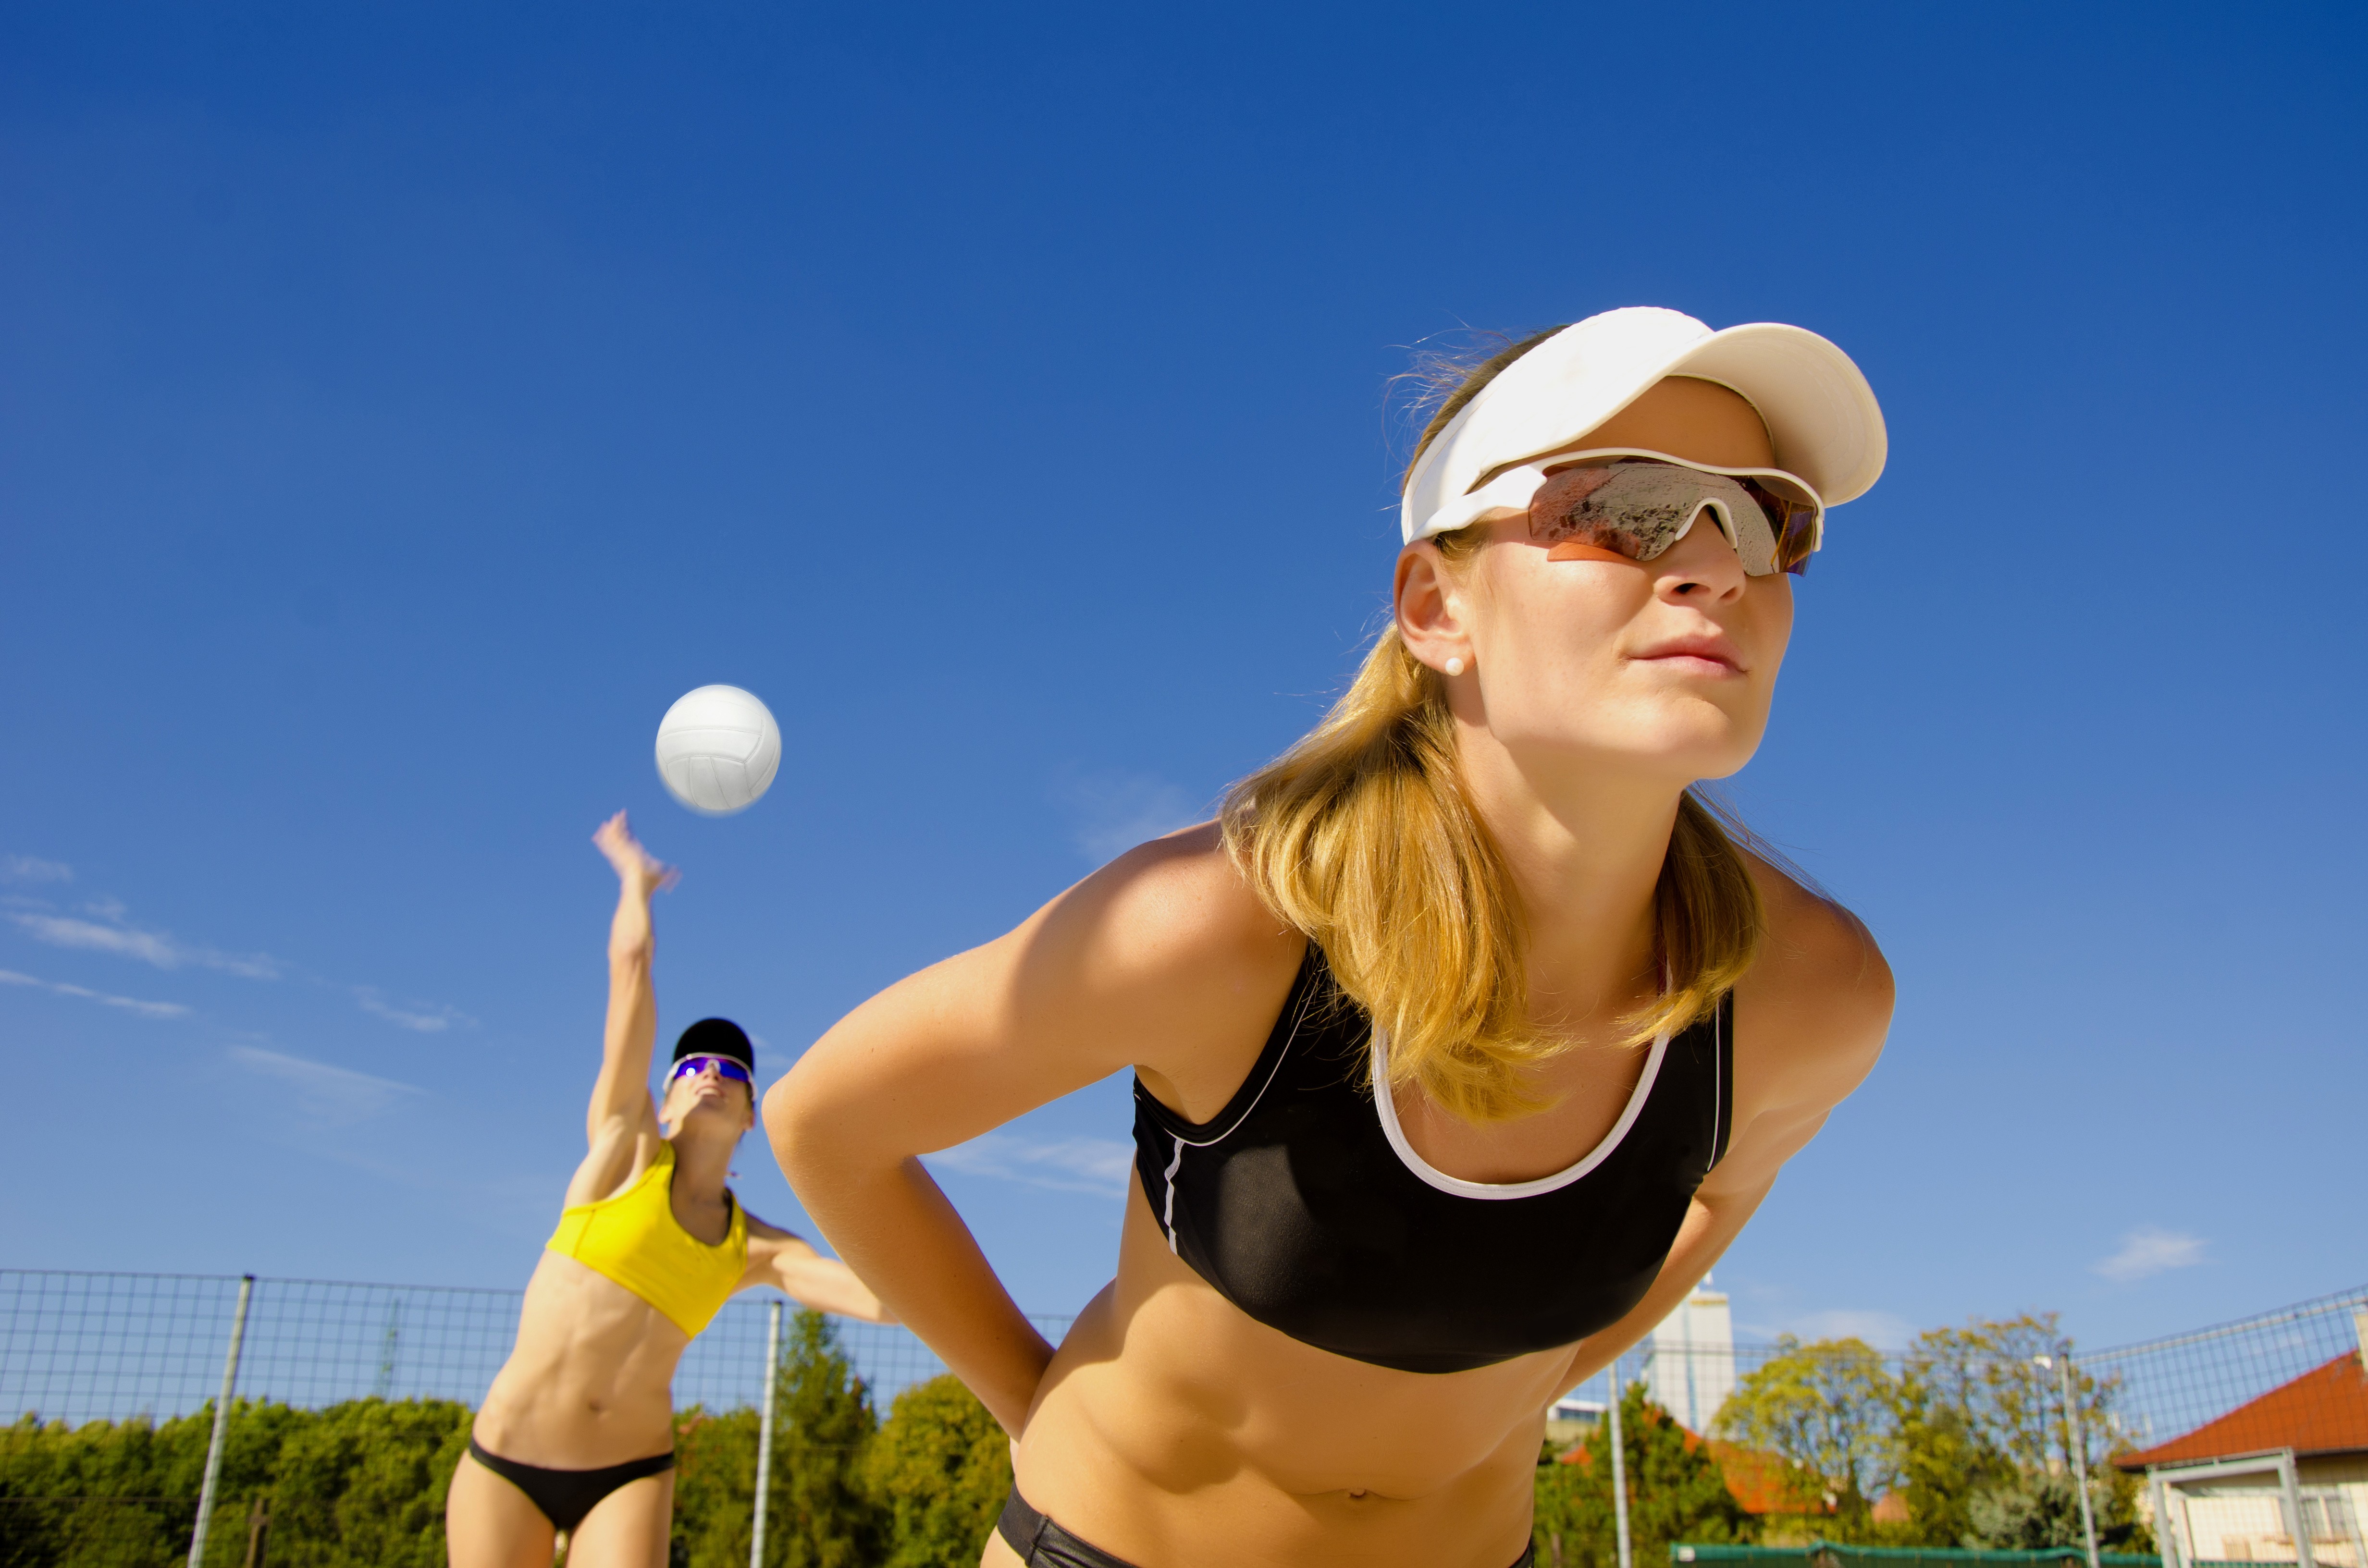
[1707,871,1894,1199]
[563,1117,657,1207]
[766,825,1300,1176]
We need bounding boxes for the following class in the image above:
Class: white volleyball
[654,685,781,815]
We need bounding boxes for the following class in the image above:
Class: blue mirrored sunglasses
[668,1054,754,1088]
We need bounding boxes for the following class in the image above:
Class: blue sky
[2,1,2362,1354]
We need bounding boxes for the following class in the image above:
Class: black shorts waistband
[996,1485,1535,1568]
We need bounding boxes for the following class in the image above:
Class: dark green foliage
[262,1398,471,1568]
[0,1396,470,1568]
[765,1310,883,1568]
[1889,1385,2011,1549]
[670,1407,762,1568]
[1534,1383,1754,1568]
[0,1407,205,1568]
[864,1375,1012,1568]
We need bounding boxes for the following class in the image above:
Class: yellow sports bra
[545,1141,748,1336]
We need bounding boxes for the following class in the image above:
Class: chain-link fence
[1614,1286,2368,1568]
[6,1271,2362,1568]
[0,1269,1055,1429]
[1633,1285,2368,1460]
[0,1269,1068,1568]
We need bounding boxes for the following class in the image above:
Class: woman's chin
[1500,721,1761,784]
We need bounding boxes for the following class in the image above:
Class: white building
[1647,1279,1737,1434]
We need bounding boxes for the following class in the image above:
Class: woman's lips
[1630,637,1743,675]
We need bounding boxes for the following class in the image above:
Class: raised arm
[763,825,1301,1435]
[586,813,678,1151]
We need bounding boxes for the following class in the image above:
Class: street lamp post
[2035,1350,2102,1568]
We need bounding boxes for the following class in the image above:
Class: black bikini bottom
[997,1486,1536,1568]
[467,1436,675,1532]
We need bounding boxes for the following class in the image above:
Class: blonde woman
[448,814,888,1568]
[767,307,1897,1568]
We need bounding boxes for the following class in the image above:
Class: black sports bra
[1132,946,1733,1374]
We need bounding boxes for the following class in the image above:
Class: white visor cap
[1401,306,1887,546]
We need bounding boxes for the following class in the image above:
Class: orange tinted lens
[1739,478,1820,576]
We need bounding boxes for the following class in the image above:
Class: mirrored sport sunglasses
[668,1054,755,1089]
[1524,450,1825,577]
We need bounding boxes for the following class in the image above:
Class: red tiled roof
[2116,1352,2368,1470]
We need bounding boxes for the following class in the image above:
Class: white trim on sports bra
[1369,1025,1675,1200]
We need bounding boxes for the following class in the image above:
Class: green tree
[1535,1383,1752,1568]
[0,1395,468,1568]
[865,1374,1012,1568]
[1716,1336,1899,1536]
[766,1310,882,1568]
[1889,1372,2011,1547]
[260,1396,471,1568]
[670,1406,761,1568]
[1894,1313,2142,1551]
[1,1409,205,1568]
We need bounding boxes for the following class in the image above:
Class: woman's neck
[666,1127,738,1197]
[1458,733,1682,1035]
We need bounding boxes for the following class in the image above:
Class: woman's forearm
[587,821,667,1139]
[771,1097,1052,1433]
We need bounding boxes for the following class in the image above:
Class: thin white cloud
[354,987,475,1033]
[0,966,190,1019]
[2,856,73,884]
[2096,1226,2206,1283]
[1056,771,1205,863]
[7,910,281,979]
[927,1134,1134,1196]
[227,1046,421,1127]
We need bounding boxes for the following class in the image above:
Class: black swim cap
[672,1017,754,1072]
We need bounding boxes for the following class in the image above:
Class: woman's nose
[1658,522,1748,601]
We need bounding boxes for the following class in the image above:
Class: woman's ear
[1395,543,1471,675]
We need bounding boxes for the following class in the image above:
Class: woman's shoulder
[1043,821,1303,986]
[1731,850,1894,1092]
[1031,823,1307,1108]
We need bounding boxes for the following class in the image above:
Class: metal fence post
[2276,1449,2316,1568]
[2056,1348,2101,1568]
[187,1274,255,1568]
[2147,1471,2181,1568]
[1607,1354,1632,1568]
[749,1298,782,1568]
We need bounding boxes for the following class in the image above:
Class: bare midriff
[1009,1175,1566,1568]
[471,1251,690,1467]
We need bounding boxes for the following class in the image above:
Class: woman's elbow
[762,1072,852,1189]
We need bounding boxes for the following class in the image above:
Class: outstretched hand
[593,811,678,894]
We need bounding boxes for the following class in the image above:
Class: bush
[865,1375,1012,1568]
[0,1396,468,1568]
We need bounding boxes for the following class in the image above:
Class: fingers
[592,814,678,888]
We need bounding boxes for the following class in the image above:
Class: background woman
[448,813,888,1568]
[768,306,1898,1568]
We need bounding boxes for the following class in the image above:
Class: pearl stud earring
[1444,656,1466,677]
